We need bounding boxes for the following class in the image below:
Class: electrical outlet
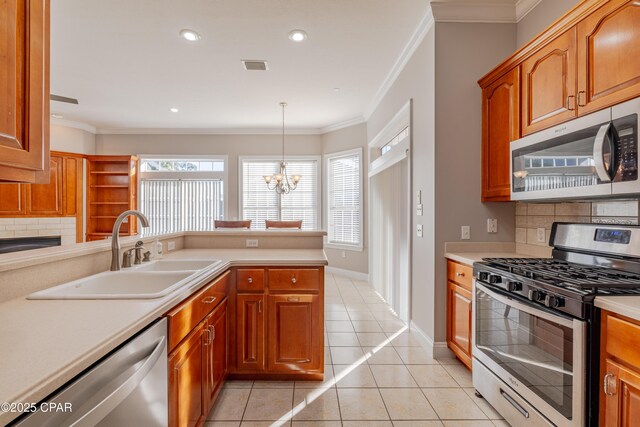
[341,251,346,258]
[461,226,470,240]
[537,228,546,243]
[487,218,498,233]
[417,224,423,238]
[246,239,259,248]
[417,204,423,216]
[167,241,176,251]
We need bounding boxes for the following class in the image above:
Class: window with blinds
[240,158,319,230]
[140,180,224,234]
[326,149,362,248]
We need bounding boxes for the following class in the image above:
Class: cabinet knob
[248,277,253,284]
[456,272,465,277]
[202,296,217,304]
[291,276,297,284]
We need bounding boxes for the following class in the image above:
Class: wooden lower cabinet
[236,294,266,372]
[267,294,322,372]
[446,260,473,370]
[205,301,228,410]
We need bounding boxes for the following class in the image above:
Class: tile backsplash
[0,217,77,245]
[516,200,639,247]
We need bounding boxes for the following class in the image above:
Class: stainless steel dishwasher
[13,318,168,427]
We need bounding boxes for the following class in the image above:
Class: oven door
[473,282,585,427]
[511,107,612,201]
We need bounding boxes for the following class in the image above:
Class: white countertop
[0,248,327,425]
[596,296,640,322]
[445,251,539,266]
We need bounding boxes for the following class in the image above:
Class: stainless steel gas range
[472,222,640,427]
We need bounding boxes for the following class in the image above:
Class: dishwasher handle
[68,335,166,426]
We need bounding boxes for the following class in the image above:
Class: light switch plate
[461,226,470,240]
[417,224,423,238]
[246,239,259,248]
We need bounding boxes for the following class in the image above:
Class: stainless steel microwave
[510,97,640,201]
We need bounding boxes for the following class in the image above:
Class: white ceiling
[50,0,430,132]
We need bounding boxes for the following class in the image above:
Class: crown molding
[95,127,324,135]
[516,0,542,22]
[363,7,434,120]
[319,116,366,134]
[50,118,97,134]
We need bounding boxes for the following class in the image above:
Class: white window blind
[140,179,224,234]
[327,150,362,247]
[241,158,319,230]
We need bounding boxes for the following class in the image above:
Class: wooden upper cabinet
[481,67,520,202]
[25,156,63,215]
[0,184,26,215]
[522,28,578,135]
[577,0,640,114]
[0,0,50,183]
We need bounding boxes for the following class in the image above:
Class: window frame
[238,155,322,230]
[138,154,229,221]
[324,148,364,251]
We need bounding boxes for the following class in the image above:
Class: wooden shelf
[90,171,129,175]
[90,185,129,188]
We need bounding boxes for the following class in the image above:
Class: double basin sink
[27,259,221,300]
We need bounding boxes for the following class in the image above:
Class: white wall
[321,123,369,274]
[95,133,322,222]
[516,0,581,48]
[50,125,96,154]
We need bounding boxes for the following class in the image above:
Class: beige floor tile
[422,388,487,420]
[378,320,406,334]
[407,365,459,388]
[368,303,395,312]
[324,346,332,364]
[342,422,392,427]
[491,420,511,426]
[325,303,348,312]
[240,422,290,427]
[435,357,463,365]
[204,422,241,427]
[223,380,254,388]
[346,303,371,311]
[334,363,378,388]
[392,422,443,426]
[295,366,335,389]
[328,332,360,347]
[292,422,341,426]
[326,320,355,332]
[386,331,421,347]
[292,388,341,420]
[442,364,473,388]
[463,388,503,419]
[208,388,251,420]
[337,388,390,420]
[349,311,377,321]
[379,388,438,420]
[357,332,390,347]
[330,346,365,364]
[253,380,295,388]
[352,320,383,332]
[395,347,438,365]
[325,311,351,321]
[243,388,293,421]
[442,422,496,427]
[364,346,404,364]
[372,311,400,321]
[370,365,418,387]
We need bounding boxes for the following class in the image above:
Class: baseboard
[409,320,454,359]
[325,266,369,281]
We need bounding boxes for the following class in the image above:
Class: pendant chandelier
[263,102,300,194]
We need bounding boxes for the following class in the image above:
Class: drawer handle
[578,90,586,107]
[566,95,575,111]
[210,325,215,341]
[292,276,297,284]
[248,277,253,284]
[288,297,300,302]
[604,373,617,396]
[258,299,262,313]
[202,296,217,304]
[500,389,529,418]
[204,328,212,345]
[456,272,465,277]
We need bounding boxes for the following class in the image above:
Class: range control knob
[544,295,565,308]
[528,289,545,302]
[489,275,502,284]
[477,271,490,282]
[506,281,523,292]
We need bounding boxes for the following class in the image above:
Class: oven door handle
[594,122,613,183]
[500,388,530,419]
[475,282,574,329]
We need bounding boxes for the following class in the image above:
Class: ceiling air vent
[242,60,269,71]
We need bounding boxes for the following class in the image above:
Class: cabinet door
[236,294,265,372]
[446,281,472,368]
[267,294,322,373]
[481,67,520,202]
[577,0,640,115]
[0,184,26,215]
[602,358,640,426]
[168,323,207,427]
[0,0,50,183]
[26,156,63,215]
[522,28,577,135]
[205,301,228,410]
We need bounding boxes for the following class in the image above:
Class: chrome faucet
[110,210,150,271]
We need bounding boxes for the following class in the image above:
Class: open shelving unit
[86,155,138,241]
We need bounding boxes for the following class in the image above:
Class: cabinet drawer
[237,268,265,292]
[447,261,472,289]
[166,271,230,351]
[605,312,640,370]
[268,268,322,292]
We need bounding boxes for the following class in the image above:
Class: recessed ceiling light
[51,113,64,119]
[180,29,201,41]
[288,29,308,42]
[333,88,341,92]
[170,108,179,113]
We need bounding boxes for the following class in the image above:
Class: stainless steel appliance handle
[500,388,530,418]
[475,282,574,328]
[594,122,613,183]
[68,336,166,427]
